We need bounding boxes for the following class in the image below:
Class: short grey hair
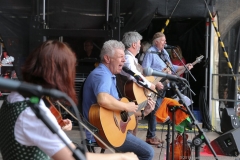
[100,40,125,61]
[152,32,165,45]
[122,31,142,49]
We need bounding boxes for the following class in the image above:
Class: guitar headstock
[196,55,204,63]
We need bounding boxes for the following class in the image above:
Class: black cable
[198,87,222,134]
[157,124,165,160]
[160,0,181,33]
[199,87,211,130]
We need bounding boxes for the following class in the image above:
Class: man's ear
[104,54,110,63]
[132,43,136,49]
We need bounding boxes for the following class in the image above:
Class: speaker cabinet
[221,108,240,133]
[211,128,240,156]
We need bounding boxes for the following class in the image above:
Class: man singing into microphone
[120,31,164,145]
[142,32,193,135]
[142,32,193,75]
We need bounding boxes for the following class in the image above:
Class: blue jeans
[116,132,154,160]
[146,97,163,138]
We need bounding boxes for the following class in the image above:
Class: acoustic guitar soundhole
[120,111,129,122]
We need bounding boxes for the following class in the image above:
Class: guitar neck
[152,77,162,85]
[151,68,170,85]
[176,59,200,76]
[128,100,148,117]
[160,59,200,89]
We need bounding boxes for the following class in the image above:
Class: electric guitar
[88,96,151,148]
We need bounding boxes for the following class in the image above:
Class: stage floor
[1,118,240,160]
[65,123,240,160]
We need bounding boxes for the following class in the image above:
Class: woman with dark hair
[170,45,186,77]
[22,40,77,103]
[0,40,138,160]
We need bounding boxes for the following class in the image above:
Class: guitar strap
[158,50,173,71]
[158,51,169,83]
[116,84,123,98]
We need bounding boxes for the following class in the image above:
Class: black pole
[171,108,175,160]
[170,81,219,160]
[165,121,171,160]
[29,99,86,160]
[192,135,202,160]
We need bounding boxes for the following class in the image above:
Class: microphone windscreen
[122,66,129,72]
[143,68,152,76]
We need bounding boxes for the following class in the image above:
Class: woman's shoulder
[7,92,25,103]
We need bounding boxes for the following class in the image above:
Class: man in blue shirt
[82,40,156,160]
[142,32,193,145]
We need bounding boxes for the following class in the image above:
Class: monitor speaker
[210,128,240,156]
[220,108,240,133]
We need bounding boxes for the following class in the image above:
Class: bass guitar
[88,97,151,148]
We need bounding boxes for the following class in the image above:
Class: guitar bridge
[113,112,120,130]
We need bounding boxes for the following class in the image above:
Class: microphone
[0,77,67,98]
[164,44,177,49]
[122,66,143,82]
[143,67,186,82]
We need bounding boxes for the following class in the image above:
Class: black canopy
[0,0,215,79]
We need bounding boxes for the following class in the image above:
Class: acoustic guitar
[158,55,204,97]
[124,70,169,104]
[124,76,158,104]
[88,97,150,148]
[124,55,204,103]
[174,55,204,78]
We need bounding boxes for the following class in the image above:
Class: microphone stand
[171,81,196,99]
[170,82,219,160]
[157,51,195,96]
[158,50,177,76]
[28,96,86,160]
[171,49,196,82]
